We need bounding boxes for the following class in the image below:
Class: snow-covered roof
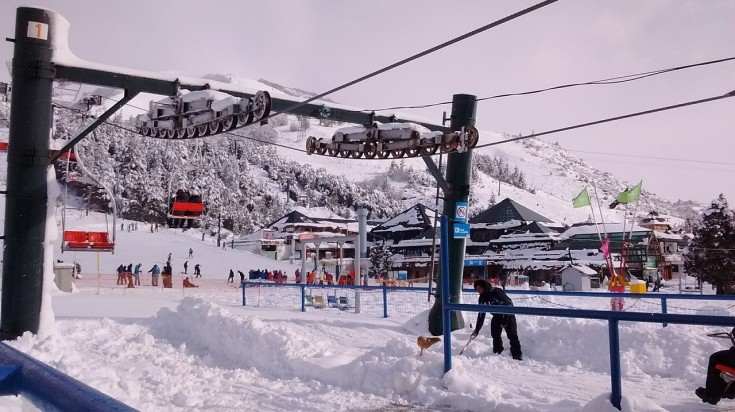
[470,198,554,225]
[653,232,685,241]
[561,265,599,275]
[372,204,436,233]
[561,223,651,238]
[488,232,561,244]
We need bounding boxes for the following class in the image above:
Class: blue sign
[464,259,486,267]
[455,202,468,223]
[453,223,470,239]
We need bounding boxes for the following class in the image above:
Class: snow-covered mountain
[2,74,704,235]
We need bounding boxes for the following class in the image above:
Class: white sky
[1,1,734,204]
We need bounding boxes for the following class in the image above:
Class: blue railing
[242,279,734,325]
[437,215,735,411]
[0,342,136,411]
[242,281,422,317]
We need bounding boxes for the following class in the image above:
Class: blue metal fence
[0,342,136,411]
[437,215,735,411]
[242,281,424,318]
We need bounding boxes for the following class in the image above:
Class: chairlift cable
[473,91,735,150]
[360,56,735,112]
[227,0,559,128]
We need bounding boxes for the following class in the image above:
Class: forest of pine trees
[51,108,405,235]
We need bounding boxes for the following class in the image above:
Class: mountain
[2,74,704,235]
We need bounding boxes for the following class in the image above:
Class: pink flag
[600,237,611,258]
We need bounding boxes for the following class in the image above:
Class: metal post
[440,215,453,373]
[1,8,54,339]
[428,152,443,301]
[661,298,668,327]
[246,282,252,306]
[382,286,388,318]
[429,94,476,335]
[608,319,622,410]
[300,284,306,312]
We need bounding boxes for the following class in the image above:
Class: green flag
[572,188,591,208]
[616,181,642,204]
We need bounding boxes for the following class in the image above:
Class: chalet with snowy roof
[639,211,680,232]
[467,198,563,255]
[486,247,613,287]
[555,222,651,277]
[487,223,562,253]
[239,207,377,262]
[369,204,439,281]
[645,231,688,280]
[369,204,436,245]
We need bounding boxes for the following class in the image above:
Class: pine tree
[369,242,392,278]
[683,194,735,294]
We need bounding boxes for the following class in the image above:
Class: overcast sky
[2,0,734,205]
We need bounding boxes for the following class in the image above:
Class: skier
[471,279,523,361]
[238,270,245,285]
[148,264,161,286]
[133,263,142,286]
[227,269,234,283]
[194,264,202,278]
[183,261,188,274]
[188,248,194,258]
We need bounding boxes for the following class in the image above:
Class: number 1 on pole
[27,21,48,40]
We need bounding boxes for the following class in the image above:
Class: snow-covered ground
[0,201,732,411]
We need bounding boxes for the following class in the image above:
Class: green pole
[428,94,476,335]
[1,7,54,339]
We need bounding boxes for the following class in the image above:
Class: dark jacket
[474,279,514,333]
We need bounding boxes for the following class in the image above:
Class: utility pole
[428,94,476,335]
[217,213,222,247]
[1,8,54,339]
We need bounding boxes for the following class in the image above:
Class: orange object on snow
[183,277,199,288]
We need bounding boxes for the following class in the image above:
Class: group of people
[245,269,287,283]
[116,263,143,287]
[145,262,172,287]
[121,222,139,232]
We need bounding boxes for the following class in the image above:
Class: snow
[0,178,732,410]
[0,10,726,409]
[561,223,651,239]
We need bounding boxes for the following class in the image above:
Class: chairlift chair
[60,148,116,253]
[166,143,206,228]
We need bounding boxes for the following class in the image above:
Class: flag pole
[588,201,602,242]
[628,197,641,242]
[592,183,608,238]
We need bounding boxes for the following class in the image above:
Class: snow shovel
[458,334,477,355]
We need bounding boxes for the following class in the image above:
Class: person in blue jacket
[148,264,161,286]
[133,263,142,286]
[471,279,523,360]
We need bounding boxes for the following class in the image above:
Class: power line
[222,131,307,154]
[241,0,558,127]
[567,149,735,167]
[54,91,735,162]
[474,90,735,149]
[363,56,735,112]
[64,1,558,147]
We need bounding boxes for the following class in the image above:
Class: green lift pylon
[428,94,476,336]
[1,8,54,339]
